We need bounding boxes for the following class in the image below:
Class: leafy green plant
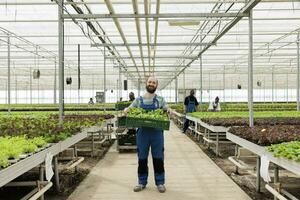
[128,108,168,121]
[30,137,47,148]
[22,141,38,153]
[0,151,9,168]
[267,141,300,162]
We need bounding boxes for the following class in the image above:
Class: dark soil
[184,132,271,200]
[229,125,300,146]
[202,118,300,127]
[183,126,300,200]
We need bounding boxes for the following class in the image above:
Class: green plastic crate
[117,116,170,130]
[117,116,127,127]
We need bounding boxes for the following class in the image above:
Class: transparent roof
[0,0,300,91]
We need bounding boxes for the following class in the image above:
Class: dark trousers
[136,128,165,186]
[183,118,195,133]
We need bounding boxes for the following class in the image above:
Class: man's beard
[146,85,156,93]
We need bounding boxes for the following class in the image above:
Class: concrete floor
[67,122,251,200]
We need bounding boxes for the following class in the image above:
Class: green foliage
[169,102,297,113]
[190,111,300,119]
[31,136,48,148]
[128,108,168,121]
[0,113,115,169]
[267,141,300,162]
[0,151,9,168]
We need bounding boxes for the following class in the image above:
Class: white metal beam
[62,13,247,19]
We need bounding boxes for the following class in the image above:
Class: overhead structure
[0,0,300,111]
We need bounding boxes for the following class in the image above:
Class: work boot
[133,184,146,192]
[157,184,166,193]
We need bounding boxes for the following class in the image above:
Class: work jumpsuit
[183,97,196,133]
[136,95,165,186]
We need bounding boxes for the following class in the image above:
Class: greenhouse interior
[0,0,300,200]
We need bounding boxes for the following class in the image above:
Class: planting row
[169,102,297,113]
[0,136,48,168]
[0,113,115,168]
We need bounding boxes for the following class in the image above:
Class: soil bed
[229,125,300,146]
[202,117,300,127]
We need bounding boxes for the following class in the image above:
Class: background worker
[88,97,94,105]
[182,89,199,133]
[124,77,168,193]
[129,92,135,101]
[208,96,221,112]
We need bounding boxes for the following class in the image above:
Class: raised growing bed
[201,118,300,127]
[229,125,300,146]
[0,128,92,187]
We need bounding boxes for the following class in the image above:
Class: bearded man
[124,76,168,193]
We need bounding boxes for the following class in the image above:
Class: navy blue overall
[136,95,164,186]
[186,97,196,113]
[183,97,196,133]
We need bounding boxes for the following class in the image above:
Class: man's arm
[183,97,188,114]
[195,97,199,106]
[124,98,139,114]
[160,97,169,111]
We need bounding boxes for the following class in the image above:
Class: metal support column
[263,76,266,103]
[36,47,40,104]
[138,78,141,97]
[30,67,32,104]
[256,156,261,192]
[274,165,279,200]
[248,9,254,127]
[58,0,65,124]
[118,66,121,101]
[5,83,7,104]
[208,72,211,101]
[272,69,274,103]
[78,44,81,104]
[199,54,203,108]
[223,66,226,103]
[175,77,178,103]
[103,47,106,103]
[286,73,288,103]
[199,34,203,108]
[54,156,60,191]
[183,71,186,94]
[297,32,300,111]
[54,59,57,104]
[15,73,17,104]
[7,34,11,113]
[39,165,44,200]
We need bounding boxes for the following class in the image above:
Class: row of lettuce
[0,102,298,112]
[173,109,300,163]
[169,102,298,113]
[0,112,114,169]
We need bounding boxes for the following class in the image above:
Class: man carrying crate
[124,77,168,193]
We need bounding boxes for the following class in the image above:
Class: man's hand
[167,108,171,115]
[123,107,129,116]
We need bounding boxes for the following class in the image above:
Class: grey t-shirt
[129,95,168,110]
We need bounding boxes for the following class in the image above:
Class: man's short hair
[190,89,195,95]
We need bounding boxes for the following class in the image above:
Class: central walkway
[67,122,251,200]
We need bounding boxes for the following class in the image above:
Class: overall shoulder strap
[139,96,144,104]
[153,95,160,108]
